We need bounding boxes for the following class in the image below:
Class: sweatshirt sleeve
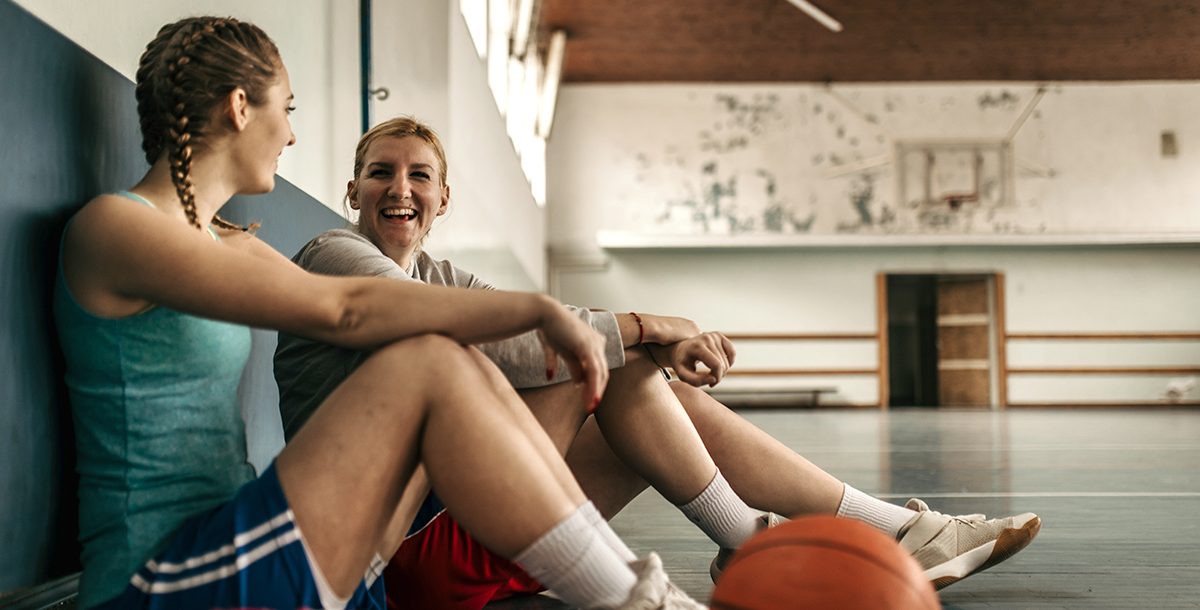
[415,253,627,388]
[295,229,415,281]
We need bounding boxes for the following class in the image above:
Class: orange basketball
[711,516,941,610]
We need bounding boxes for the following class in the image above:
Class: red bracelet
[629,312,645,345]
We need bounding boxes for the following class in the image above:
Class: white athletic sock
[836,483,918,538]
[514,503,637,609]
[582,501,638,562]
[677,470,761,549]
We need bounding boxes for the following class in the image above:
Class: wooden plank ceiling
[539,0,1200,82]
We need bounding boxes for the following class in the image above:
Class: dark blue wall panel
[0,0,341,593]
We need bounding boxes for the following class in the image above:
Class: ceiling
[538,0,1200,83]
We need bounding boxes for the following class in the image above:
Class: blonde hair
[346,116,449,213]
[135,16,281,231]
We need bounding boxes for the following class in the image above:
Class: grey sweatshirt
[273,229,625,439]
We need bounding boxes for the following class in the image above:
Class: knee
[621,347,670,382]
[371,334,474,382]
[668,379,705,406]
[463,346,512,389]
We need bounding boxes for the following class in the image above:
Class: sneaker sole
[925,513,1042,591]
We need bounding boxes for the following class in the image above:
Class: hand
[659,331,737,388]
[536,298,610,411]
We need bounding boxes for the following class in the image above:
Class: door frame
[876,271,1007,409]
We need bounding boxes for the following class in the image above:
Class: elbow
[335,299,365,337]
[314,286,368,347]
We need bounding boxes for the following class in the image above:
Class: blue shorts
[94,463,385,610]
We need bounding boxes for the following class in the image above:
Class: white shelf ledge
[596,231,1200,250]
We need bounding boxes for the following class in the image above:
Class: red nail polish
[546,368,553,381]
[588,396,600,413]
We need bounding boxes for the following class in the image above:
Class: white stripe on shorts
[131,527,302,594]
[143,510,295,576]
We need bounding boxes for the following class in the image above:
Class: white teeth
[381,208,417,219]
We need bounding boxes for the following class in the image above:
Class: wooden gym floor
[489,408,1200,609]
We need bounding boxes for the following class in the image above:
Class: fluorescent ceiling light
[784,0,843,33]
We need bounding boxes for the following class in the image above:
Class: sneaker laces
[906,498,986,523]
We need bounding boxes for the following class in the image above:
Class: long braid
[136,17,280,233]
[194,19,253,234]
[164,24,210,230]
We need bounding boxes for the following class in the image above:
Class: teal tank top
[54,191,255,607]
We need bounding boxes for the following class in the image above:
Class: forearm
[615,312,702,347]
[477,308,625,388]
[314,276,556,350]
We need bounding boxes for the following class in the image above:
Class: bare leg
[378,466,431,559]
[464,347,600,498]
[277,335,584,596]
[565,418,649,519]
[522,352,845,518]
[519,378,650,519]
[590,351,718,503]
[669,381,844,515]
[522,349,716,505]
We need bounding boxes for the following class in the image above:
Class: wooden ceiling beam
[540,0,1200,82]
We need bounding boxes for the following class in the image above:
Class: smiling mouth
[381,208,418,222]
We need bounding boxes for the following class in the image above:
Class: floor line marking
[875,491,1200,499]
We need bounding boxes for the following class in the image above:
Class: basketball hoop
[942,193,980,210]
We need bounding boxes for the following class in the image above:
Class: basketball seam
[724,538,925,593]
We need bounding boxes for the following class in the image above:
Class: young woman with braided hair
[56,16,703,610]
[274,116,1044,608]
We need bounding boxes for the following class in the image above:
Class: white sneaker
[617,553,706,610]
[898,498,1041,590]
[708,513,786,583]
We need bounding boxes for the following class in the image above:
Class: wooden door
[936,277,993,407]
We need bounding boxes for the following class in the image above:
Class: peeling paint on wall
[601,83,1200,238]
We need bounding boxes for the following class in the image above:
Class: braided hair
[135,17,281,231]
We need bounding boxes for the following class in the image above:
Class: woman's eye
[369,169,390,178]
[412,172,430,180]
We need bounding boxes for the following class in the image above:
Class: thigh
[276,335,472,593]
[518,380,591,454]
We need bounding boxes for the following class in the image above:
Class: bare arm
[63,196,608,398]
[613,312,700,348]
[610,312,737,388]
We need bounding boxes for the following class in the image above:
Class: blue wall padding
[0,0,342,592]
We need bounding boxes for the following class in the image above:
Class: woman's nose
[388,179,411,200]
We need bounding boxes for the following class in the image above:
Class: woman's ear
[225,87,251,132]
[346,179,359,210]
[436,184,450,216]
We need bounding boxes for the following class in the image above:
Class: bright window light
[459,0,488,58]
[486,0,511,113]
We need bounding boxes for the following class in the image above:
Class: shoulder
[66,193,178,253]
[300,228,378,256]
[414,251,491,290]
[214,227,287,262]
[71,193,156,228]
[295,228,407,279]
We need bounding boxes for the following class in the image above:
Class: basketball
[711,516,941,610]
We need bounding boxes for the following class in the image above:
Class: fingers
[537,329,557,381]
[582,349,607,413]
[719,333,736,366]
[672,363,711,387]
[672,332,733,388]
[697,334,730,386]
[567,330,607,413]
[543,310,609,412]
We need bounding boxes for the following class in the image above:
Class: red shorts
[385,511,544,610]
